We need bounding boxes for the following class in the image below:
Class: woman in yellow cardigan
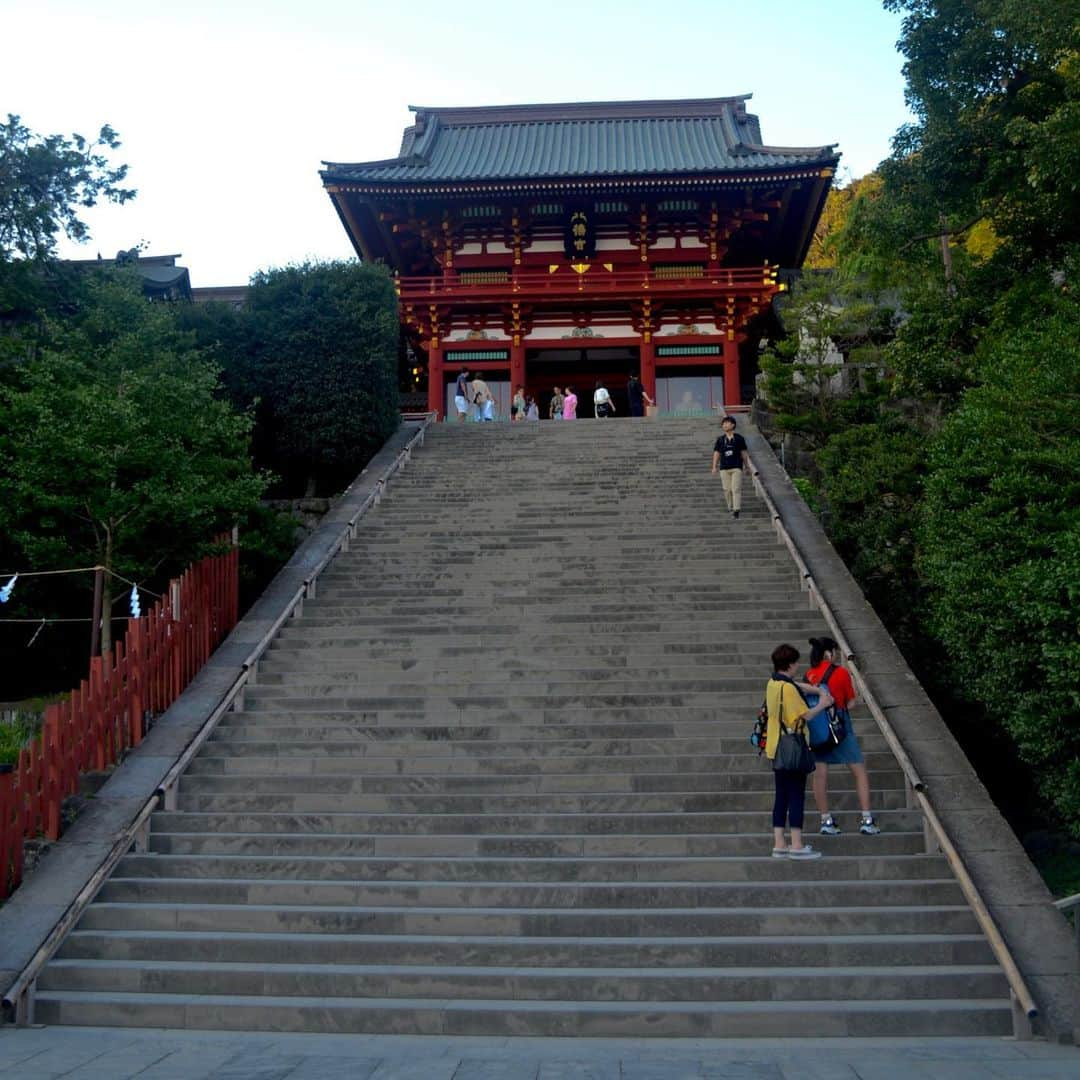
[766,643,833,860]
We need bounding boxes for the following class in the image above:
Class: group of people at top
[511,385,576,421]
[451,368,656,422]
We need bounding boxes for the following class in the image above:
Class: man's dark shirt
[713,433,748,469]
[627,380,645,409]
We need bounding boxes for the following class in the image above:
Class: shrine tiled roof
[321,98,838,185]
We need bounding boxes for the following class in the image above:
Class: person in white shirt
[593,380,615,418]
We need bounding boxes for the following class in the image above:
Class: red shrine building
[321,97,838,419]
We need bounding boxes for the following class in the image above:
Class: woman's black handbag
[773,728,815,773]
[772,682,815,773]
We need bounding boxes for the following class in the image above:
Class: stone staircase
[34,419,1012,1036]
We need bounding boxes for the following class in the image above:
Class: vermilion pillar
[722,335,741,409]
[427,343,444,419]
[640,338,656,402]
[510,339,526,398]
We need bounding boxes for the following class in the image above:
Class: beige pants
[720,468,743,511]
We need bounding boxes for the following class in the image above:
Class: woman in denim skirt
[806,637,881,837]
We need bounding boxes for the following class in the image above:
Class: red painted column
[640,337,656,401]
[510,339,526,400]
[427,343,445,419]
[722,335,741,409]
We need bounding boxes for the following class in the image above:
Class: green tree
[881,0,1080,267]
[805,174,883,271]
[759,271,896,451]
[0,115,135,390]
[0,114,135,262]
[211,261,400,496]
[0,274,268,655]
[918,270,1080,830]
[816,418,926,649]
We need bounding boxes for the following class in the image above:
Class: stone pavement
[1,1028,1078,1080]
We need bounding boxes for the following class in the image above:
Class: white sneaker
[788,846,822,860]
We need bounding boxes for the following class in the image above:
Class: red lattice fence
[0,538,239,898]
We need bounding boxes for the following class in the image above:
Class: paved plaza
[1,1029,1078,1080]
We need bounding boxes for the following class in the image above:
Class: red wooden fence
[0,538,239,898]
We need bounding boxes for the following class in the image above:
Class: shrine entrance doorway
[526,345,639,418]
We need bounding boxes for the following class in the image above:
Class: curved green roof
[322,98,838,185]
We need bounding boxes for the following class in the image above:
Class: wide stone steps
[33,990,1013,1037]
[149,808,920,837]
[36,418,1011,1036]
[239,692,790,711]
[39,959,1007,1003]
[227,706,802,724]
[247,670,796,688]
[146,830,927,858]
[178,768,904,792]
[112,852,949,883]
[58,930,993,967]
[204,730,885,750]
[200,735,892,756]
[74,902,982,937]
[172,792,914,815]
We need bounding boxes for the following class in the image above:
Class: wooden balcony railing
[397,265,780,306]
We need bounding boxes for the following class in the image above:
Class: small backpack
[750,700,768,754]
[804,664,847,753]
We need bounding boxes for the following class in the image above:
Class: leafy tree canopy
[917,262,1080,830]
[756,5,1080,836]
[878,1,1080,266]
[184,261,400,496]
[0,114,135,263]
[0,274,268,655]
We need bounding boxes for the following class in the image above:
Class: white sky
[2,0,911,286]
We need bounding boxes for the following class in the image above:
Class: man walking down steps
[711,414,752,519]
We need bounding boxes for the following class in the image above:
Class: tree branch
[898,210,992,253]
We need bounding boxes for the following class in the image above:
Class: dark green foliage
[235,503,305,612]
[817,419,926,648]
[883,0,1080,266]
[759,3,1080,839]
[1034,854,1080,901]
[0,713,42,766]
[918,281,1080,831]
[0,273,269,658]
[234,262,400,495]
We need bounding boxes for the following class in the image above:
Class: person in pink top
[562,385,578,420]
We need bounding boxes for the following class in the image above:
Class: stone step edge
[146,828,921,842]
[105,876,959,891]
[44,958,1003,979]
[32,989,1012,1016]
[85,901,974,916]
[64,929,988,945]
